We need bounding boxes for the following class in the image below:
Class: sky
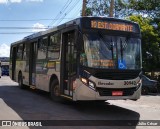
[0,0,82,57]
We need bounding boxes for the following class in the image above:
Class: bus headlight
[89,81,95,90]
[80,77,96,90]
[81,78,88,85]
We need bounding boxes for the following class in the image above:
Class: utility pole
[109,0,114,17]
[82,0,86,16]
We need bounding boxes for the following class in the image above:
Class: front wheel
[50,80,61,101]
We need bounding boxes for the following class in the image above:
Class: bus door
[29,42,37,86]
[11,47,17,80]
[61,30,77,97]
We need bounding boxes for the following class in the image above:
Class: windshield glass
[1,65,9,71]
[80,32,141,70]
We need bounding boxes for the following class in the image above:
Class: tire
[142,87,149,95]
[18,73,26,89]
[50,80,61,101]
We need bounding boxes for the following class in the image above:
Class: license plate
[112,91,123,96]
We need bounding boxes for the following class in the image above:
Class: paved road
[0,76,160,129]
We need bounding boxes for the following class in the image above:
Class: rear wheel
[50,80,61,101]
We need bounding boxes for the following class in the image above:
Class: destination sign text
[91,20,133,32]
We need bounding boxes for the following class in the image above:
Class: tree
[129,15,160,71]
[128,0,160,19]
[85,0,160,19]
[85,0,127,17]
[127,0,160,72]
[85,0,110,16]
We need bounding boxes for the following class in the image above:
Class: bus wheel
[50,80,61,101]
[18,74,25,89]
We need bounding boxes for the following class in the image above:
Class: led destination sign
[91,20,134,32]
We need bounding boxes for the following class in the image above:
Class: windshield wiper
[98,32,115,60]
[98,31,112,50]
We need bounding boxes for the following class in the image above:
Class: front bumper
[74,80,141,101]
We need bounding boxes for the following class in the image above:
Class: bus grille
[94,71,139,80]
[96,87,137,96]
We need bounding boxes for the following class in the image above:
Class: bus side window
[48,33,60,59]
[16,44,23,60]
[22,44,26,60]
[37,37,48,59]
[24,43,30,72]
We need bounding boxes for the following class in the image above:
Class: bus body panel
[13,60,61,92]
[0,65,1,78]
[23,72,29,85]
[90,76,140,88]
[35,74,49,91]
[35,72,60,92]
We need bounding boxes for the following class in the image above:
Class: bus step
[30,85,36,89]
[60,95,72,100]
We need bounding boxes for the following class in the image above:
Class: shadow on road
[0,85,140,129]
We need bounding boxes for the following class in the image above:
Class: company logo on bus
[98,81,114,86]
[91,20,134,32]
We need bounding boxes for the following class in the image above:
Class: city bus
[9,17,142,101]
[1,61,9,76]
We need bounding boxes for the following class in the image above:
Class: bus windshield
[1,65,9,71]
[80,32,141,70]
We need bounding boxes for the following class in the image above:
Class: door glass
[62,31,77,96]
